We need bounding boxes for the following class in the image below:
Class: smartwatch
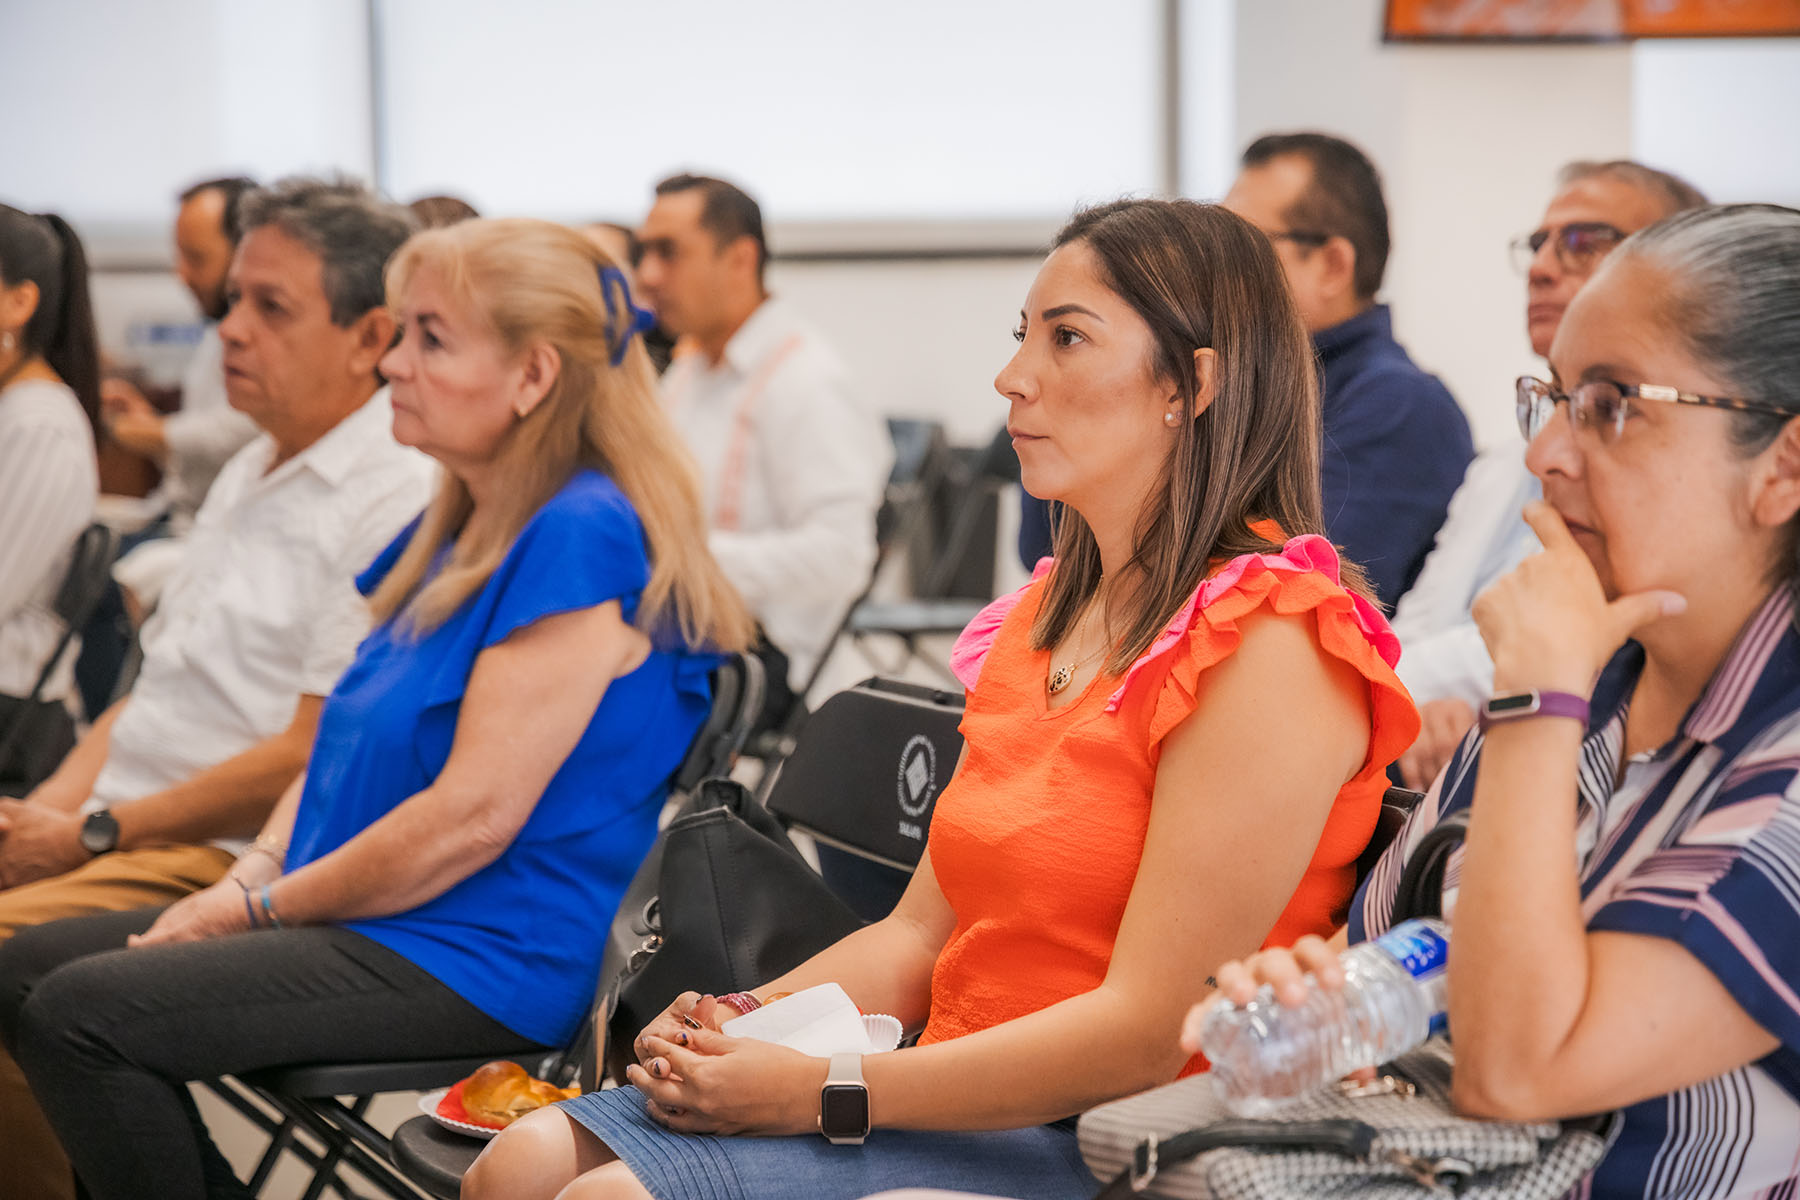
[78,809,121,856]
[818,1052,870,1145]
[1479,689,1589,731]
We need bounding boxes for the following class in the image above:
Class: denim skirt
[556,1085,1097,1200]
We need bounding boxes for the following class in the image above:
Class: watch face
[819,1084,869,1138]
[79,811,120,855]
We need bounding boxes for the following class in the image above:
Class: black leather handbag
[595,777,864,1081]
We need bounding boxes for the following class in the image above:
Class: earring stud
[1165,411,1179,426]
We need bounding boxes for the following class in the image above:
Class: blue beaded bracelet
[258,884,284,930]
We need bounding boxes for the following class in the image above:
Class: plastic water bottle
[1199,918,1449,1115]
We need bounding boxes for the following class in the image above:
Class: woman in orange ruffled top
[467,198,1420,1200]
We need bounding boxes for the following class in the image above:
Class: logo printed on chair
[896,734,937,839]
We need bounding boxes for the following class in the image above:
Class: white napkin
[720,983,900,1056]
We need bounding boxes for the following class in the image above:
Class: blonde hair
[368,218,754,654]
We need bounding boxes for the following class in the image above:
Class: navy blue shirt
[1315,305,1472,611]
[287,470,717,1046]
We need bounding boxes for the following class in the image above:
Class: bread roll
[459,1060,580,1127]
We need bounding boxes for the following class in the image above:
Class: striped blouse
[1354,583,1800,1199]
[0,379,96,701]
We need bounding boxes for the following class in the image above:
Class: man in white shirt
[638,174,888,722]
[101,177,263,537]
[0,176,432,1200]
[1392,160,1706,789]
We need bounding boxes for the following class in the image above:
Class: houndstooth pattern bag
[1078,1040,1616,1199]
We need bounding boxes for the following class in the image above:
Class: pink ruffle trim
[948,538,1399,702]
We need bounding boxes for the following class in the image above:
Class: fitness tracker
[1479,689,1589,731]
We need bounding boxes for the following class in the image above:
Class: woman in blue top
[0,218,753,1200]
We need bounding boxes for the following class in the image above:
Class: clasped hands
[0,799,88,889]
[628,991,828,1136]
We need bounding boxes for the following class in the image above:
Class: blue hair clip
[598,265,658,367]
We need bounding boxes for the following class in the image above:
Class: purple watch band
[1479,689,1590,730]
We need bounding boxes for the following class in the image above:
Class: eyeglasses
[1266,229,1330,250]
[1515,375,1793,444]
[1508,222,1626,275]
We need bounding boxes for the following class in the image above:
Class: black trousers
[0,908,542,1200]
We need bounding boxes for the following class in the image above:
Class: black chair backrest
[0,523,119,765]
[670,652,763,796]
[763,676,965,873]
[52,523,120,632]
[1356,786,1425,886]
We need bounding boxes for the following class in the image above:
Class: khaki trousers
[0,843,234,1200]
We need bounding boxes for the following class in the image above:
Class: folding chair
[741,416,952,769]
[0,522,119,790]
[209,653,763,1200]
[843,426,1020,686]
[387,673,964,1197]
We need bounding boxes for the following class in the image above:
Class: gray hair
[238,176,416,326]
[1612,203,1800,577]
[1556,159,1709,219]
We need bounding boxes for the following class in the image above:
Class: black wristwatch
[818,1052,870,1145]
[78,809,120,856]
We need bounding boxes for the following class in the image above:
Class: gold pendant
[1048,664,1074,694]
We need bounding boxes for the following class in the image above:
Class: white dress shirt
[0,379,98,701]
[661,297,889,685]
[1390,448,1542,707]
[88,389,437,852]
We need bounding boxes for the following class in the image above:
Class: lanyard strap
[668,335,805,532]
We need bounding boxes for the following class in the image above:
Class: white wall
[1,0,372,225]
[1633,39,1800,205]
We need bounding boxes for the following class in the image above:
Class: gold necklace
[1048,592,1111,695]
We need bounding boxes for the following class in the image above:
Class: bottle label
[1373,919,1450,1036]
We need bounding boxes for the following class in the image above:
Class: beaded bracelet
[718,992,762,1017]
[234,874,259,929]
[258,884,284,930]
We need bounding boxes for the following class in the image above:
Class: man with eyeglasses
[1392,160,1706,791]
[1224,132,1475,613]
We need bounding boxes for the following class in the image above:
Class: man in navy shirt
[1224,133,1473,610]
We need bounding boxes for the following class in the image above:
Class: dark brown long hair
[1031,198,1368,674]
[0,205,101,437]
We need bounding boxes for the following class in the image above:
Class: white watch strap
[825,1052,864,1086]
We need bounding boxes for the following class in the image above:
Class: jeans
[0,908,542,1200]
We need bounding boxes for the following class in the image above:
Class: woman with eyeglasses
[1197,204,1800,1198]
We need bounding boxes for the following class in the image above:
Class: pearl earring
[1164,411,1179,427]
[0,331,14,354]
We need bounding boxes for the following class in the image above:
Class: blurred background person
[1224,132,1474,612]
[408,193,480,229]
[637,172,887,729]
[99,176,260,546]
[0,205,100,795]
[1392,159,1707,789]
